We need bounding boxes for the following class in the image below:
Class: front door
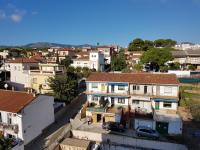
[111,85,115,93]
[155,102,159,110]
[144,86,147,94]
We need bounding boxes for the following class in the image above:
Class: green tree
[188,65,197,71]
[128,38,144,51]
[82,67,91,78]
[140,48,173,66]
[60,56,72,69]
[134,64,143,71]
[111,49,127,71]
[169,62,180,70]
[154,39,177,47]
[48,75,78,102]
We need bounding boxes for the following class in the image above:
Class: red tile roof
[87,72,179,85]
[0,90,36,113]
[8,57,40,63]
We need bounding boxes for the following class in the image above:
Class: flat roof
[60,138,91,148]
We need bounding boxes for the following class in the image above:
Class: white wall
[22,95,54,145]
[159,86,178,97]
[134,119,156,130]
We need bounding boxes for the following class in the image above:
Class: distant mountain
[0,42,95,48]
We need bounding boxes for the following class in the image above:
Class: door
[144,86,147,94]
[111,85,115,93]
[155,102,159,110]
[111,97,114,106]
[156,122,169,134]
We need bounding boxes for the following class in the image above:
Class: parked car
[192,130,200,138]
[102,122,125,132]
[136,126,159,139]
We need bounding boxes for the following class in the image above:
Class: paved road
[25,93,86,150]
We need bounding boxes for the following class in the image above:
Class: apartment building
[71,51,105,71]
[5,57,42,91]
[97,46,114,64]
[0,90,54,147]
[172,50,200,69]
[86,72,182,135]
[28,63,65,94]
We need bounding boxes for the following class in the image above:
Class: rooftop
[60,138,91,148]
[7,57,41,64]
[0,90,36,113]
[87,72,179,85]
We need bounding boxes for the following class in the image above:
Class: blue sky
[0,0,200,46]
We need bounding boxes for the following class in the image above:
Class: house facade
[0,90,55,147]
[71,51,105,71]
[97,46,114,64]
[5,58,40,91]
[86,72,182,135]
[28,63,65,94]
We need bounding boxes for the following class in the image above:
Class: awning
[153,98,177,103]
[108,82,128,86]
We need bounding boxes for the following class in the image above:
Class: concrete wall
[22,95,54,145]
[71,130,187,150]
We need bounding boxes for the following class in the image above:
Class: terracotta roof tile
[8,57,40,63]
[87,72,179,85]
[0,90,36,113]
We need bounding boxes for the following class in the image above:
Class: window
[92,96,98,101]
[164,86,172,94]
[118,98,125,104]
[91,83,98,89]
[163,102,172,108]
[7,114,12,125]
[0,113,2,122]
[118,85,125,90]
[133,85,140,90]
[18,66,20,71]
[14,66,17,70]
[132,100,139,104]
[32,78,37,84]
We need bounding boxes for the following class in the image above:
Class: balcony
[29,70,64,75]
[0,122,19,133]
[87,106,106,113]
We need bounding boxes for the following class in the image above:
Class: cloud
[31,11,38,15]
[10,13,22,22]
[0,10,6,20]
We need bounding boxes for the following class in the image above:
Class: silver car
[136,126,159,139]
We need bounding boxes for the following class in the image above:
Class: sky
[0,0,200,47]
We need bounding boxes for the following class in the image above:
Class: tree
[48,75,78,102]
[128,38,144,51]
[134,64,143,71]
[169,62,180,70]
[82,67,91,78]
[60,56,72,69]
[111,49,127,71]
[154,39,177,47]
[188,65,197,71]
[140,48,173,66]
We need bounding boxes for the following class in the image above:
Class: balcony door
[111,85,115,93]
[144,86,147,94]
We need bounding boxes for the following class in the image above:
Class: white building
[0,50,9,59]
[0,90,55,147]
[175,43,200,50]
[97,46,114,64]
[5,58,40,91]
[86,72,182,134]
[71,51,105,71]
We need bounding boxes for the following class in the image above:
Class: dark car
[102,122,125,132]
[136,126,159,139]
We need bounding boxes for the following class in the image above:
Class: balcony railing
[87,107,106,112]
[29,70,64,75]
[0,122,19,133]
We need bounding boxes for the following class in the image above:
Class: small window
[118,85,125,90]
[164,86,172,94]
[32,78,37,84]
[0,113,2,122]
[163,102,172,108]
[132,100,139,104]
[92,96,98,101]
[14,66,17,70]
[133,85,140,90]
[118,98,125,104]
[7,114,12,125]
[91,83,98,89]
